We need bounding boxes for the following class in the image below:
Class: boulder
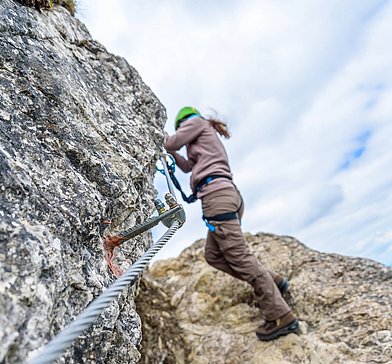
[137,233,392,364]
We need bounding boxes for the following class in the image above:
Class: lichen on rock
[0,0,165,363]
[137,233,392,364]
[15,0,76,16]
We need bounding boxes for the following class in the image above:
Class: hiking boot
[256,311,299,341]
[274,274,289,295]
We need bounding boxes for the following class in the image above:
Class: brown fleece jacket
[164,116,233,198]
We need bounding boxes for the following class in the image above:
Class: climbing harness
[157,154,232,204]
[28,154,185,364]
[196,175,232,192]
[157,154,241,233]
[203,212,239,232]
[203,194,244,232]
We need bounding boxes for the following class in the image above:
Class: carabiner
[156,153,176,175]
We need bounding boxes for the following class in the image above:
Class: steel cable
[28,220,181,364]
[159,155,177,200]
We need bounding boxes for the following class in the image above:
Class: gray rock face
[0,1,165,363]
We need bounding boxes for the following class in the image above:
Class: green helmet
[174,106,201,130]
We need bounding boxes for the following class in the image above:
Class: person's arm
[171,151,193,173]
[164,118,204,152]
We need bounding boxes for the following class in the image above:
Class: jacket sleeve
[171,152,193,173]
[164,118,204,152]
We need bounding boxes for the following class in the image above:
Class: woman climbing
[164,106,299,341]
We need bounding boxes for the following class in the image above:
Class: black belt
[203,211,239,232]
[203,211,238,222]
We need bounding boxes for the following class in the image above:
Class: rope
[28,220,181,364]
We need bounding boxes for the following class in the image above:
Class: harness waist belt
[195,175,232,192]
[203,211,238,222]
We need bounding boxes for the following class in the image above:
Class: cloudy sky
[77,0,392,266]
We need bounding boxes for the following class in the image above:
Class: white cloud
[77,0,392,265]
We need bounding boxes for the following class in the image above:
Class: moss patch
[16,0,76,16]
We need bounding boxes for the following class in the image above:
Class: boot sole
[256,319,299,341]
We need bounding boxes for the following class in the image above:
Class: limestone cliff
[137,233,392,364]
[0,1,165,363]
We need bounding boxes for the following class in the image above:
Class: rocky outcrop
[137,233,392,364]
[0,1,165,363]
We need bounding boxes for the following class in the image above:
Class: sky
[77,0,392,266]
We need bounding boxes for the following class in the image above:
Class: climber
[163,106,299,341]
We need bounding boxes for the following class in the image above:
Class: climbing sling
[157,155,242,232]
[157,154,232,204]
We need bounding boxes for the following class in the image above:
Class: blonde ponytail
[205,111,231,139]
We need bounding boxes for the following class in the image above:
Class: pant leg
[204,187,245,280]
[235,192,277,283]
[202,187,291,321]
[205,229,243,280]
[206,222,279,283]
[204,188,244,280]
